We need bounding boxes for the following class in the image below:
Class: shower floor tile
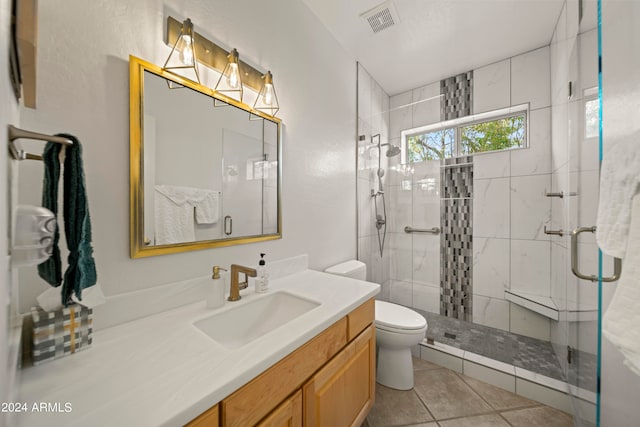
[417,309,597,392]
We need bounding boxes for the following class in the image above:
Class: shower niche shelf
[504,290,597,322]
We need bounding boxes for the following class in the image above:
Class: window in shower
[407,128,455,161]
[584,87,599,139]
[460,114,525,154]
[403,104,528,163]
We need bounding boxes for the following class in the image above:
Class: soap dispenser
[208,266,227,308]
[255,253,269,293]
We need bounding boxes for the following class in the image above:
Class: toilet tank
[324,260,367,281]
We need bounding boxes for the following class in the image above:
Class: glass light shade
[253,71,280,117]
[177,35,194,66]
[162,18,200,86]
[215,48,243,102]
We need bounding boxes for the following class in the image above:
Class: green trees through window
[407,114,526,163]
[407,129,455,162]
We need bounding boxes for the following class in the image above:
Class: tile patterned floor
[363,358,574,427]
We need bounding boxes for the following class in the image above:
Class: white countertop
[16,269,379,427]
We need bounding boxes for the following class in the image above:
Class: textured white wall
[1,0,21,419]
[16,0,357,317]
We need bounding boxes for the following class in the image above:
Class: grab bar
[545,191,577,198]
[545,191,565,198]
[404,226,441,235]
[570,226,622,282]
[8,125,73,161]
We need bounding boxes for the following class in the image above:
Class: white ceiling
[302,0,565,96]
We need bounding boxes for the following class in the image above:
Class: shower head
[386,145,401,157]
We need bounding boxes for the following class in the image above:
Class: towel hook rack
[8,125,73,161]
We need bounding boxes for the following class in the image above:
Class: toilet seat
[375,300,427,332]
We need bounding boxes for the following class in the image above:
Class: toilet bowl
[374,300,427,390]
[324,260,428,390]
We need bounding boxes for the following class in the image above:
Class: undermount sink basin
[194,291,321,349]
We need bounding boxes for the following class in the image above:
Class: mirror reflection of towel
[154,186,220,244]
[154,187,196,245]
[194,191,219,224]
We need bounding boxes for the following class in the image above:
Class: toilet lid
[375,300,427,331]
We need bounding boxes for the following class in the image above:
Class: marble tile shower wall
[357,65,391,298]
[386,81,443,312]
[388,161,442,312]
[469,47,554,342]
[387,46,560,342]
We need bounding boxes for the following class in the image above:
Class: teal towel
[38,135,97,306]
[37,142,63,287]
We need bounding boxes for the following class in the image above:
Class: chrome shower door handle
[570,226,622,282]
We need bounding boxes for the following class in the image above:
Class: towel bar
[8,125,73,161]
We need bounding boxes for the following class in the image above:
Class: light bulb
[227,63,240,89]
[262,83,274,105]
[178,35,194,66]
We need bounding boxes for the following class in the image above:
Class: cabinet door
[256,390,302,427]
[303,325,375,427]
[186,404,219,427]
[222,318,347,427]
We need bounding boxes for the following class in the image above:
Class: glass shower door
[559,1,613,424]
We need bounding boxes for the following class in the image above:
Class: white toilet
[324,260,428,390]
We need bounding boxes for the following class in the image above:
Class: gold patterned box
[31,304,93,365]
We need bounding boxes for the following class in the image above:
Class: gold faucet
[228,264,257,301]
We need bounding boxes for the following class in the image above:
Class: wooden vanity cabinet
[303,325,375,427]
[222,318,348,427]
[256,390,303,427]
[188,299,375,427]
[186,404,219,427]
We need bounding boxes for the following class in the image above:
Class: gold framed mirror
[129,56,282,258]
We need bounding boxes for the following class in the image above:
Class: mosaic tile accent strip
[440,156,473,321]
[441,157,473,199]
[440,71,473,121]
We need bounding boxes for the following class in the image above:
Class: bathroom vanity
[190,299,375,427]
[17,268,379,427]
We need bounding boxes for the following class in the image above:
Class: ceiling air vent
[360,1,400,34]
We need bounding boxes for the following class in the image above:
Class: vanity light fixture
[252,71,280,118]
[214,48,244,103]
[165,16,281,115]
[162,18,200,86]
